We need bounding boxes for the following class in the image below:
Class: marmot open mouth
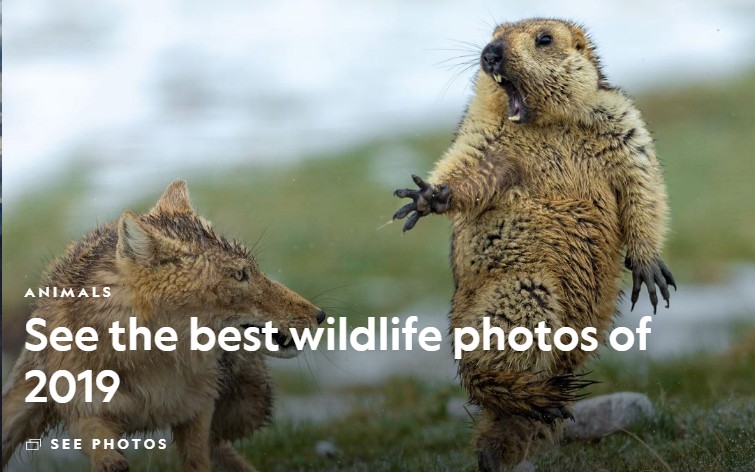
[491,73,524,123]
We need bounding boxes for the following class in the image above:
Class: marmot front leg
[613,143,677,313]
[625,254,676,313]
[393,174,451,232]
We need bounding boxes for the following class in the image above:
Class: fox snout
[111,180,326,359]
[248,278,326,358]
[267,279,325,328]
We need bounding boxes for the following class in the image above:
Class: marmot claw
[625,255,676,314]
[393,174,451,232]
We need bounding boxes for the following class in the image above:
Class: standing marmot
[393,18,675,471]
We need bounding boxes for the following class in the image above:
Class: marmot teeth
[493,73,503,83]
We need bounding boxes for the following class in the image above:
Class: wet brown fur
[2,181,323,472]
[414,19,670,470]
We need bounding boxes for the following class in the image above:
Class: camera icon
[25,439,42,451]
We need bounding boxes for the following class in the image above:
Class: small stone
[315,439,339,458]
[564,392,654,441]
[512,460,536,472]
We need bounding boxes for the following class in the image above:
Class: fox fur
[2,180,325,472]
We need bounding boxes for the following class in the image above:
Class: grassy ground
[10,337,755,471]
[117,329,753,471]
[3,71,755,343]
[639,73,755,279]
[3,73,754,470]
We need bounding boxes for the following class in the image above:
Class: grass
[639,72,755,279]
[104,333,755,472]
[3,72,754,470]
[12,350,755,471]
[3,71,755,341]
[1,130,457,351]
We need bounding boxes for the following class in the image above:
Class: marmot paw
[625,255,676,314]
[393,174,451,232]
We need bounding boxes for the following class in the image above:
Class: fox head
[114,180,325,358]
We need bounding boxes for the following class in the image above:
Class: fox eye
[231,268,249,282]
[536,33,552,47]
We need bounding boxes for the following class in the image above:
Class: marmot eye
[536,34,552,46]
[231,268,249,282]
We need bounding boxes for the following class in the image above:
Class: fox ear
[152,180,193,214]
[116,211,163,264]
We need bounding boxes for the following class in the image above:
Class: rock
[314,439,339,458]
[564,392,654,441]
[512,460,536,472]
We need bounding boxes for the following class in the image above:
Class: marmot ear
[568,25,606,84]
[152,180,193,214]
[572,28,587,52]
[116,211,168,264]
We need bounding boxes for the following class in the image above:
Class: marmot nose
[316,310,326,324]
[481,43,504,70]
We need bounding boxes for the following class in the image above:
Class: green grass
[637,73,755,280]
[533,333,755,471]
[3,71,754,471]
[3,71,754,342]
[1,130,456,349]
[13,345,755,471]
[105,339,755,472]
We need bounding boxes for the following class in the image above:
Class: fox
[2,180,326,472]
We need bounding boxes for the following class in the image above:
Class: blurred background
[3,0,754,470]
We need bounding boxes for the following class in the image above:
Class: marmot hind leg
[453,277,593,468]
[454,277,593,420]
[476,409,564,472]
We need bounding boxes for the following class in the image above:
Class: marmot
[393,18,675,470]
